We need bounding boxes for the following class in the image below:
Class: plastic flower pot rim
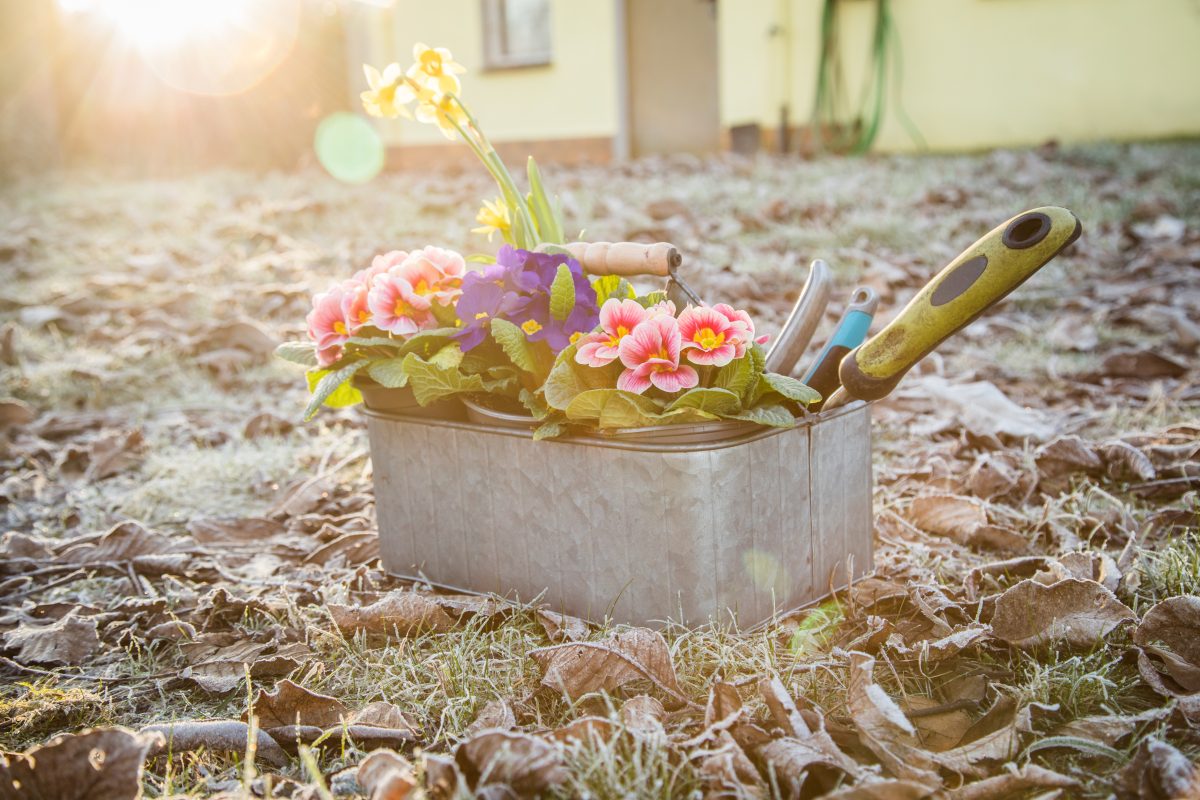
[364,399,868,453]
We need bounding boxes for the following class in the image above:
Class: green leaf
[519,388,549,419]
[275,341,318,368]
[367,357,408,388]
[544,344,619,410]
[761,372,823,406]
[592,275,636,305]
[490,318,539,374]
[303,362,366,420]
[346,336,402,348]
[712,354,757,399]
[565,389,663,429]
[637,291,668,308]
[549,263,575,321]
[400,352,485,406]
[527,157,565,244]
[428,342,464,370]
[744,344,770,407]
[665,387,741,415]
[728,404,796,428]
[467,253,497,264]
[532,420,566,441]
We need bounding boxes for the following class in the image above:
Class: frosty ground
[1,141,1198,798]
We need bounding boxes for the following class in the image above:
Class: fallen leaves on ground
[0,727,160,800]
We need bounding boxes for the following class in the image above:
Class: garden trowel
[823,206,1082,410]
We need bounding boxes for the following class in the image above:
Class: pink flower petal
[616,368,653,394]
[650,364,699,393]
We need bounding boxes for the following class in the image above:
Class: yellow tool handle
[558,241,678,277]
[838,206,1082,401]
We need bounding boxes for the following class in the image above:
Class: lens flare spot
[314,113,385,184]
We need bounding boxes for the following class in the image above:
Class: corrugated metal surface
[366,402,873,626]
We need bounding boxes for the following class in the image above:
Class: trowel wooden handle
[559,242,679,277]
[839,206,1082,401]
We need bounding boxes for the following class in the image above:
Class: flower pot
[364,400,874,627]
[461,396,538,429]
[599,418,765,445]
[355,376,466,420]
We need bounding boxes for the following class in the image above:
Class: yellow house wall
[721,0,1200,152]
[353,0,619,146]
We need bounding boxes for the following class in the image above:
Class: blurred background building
[3,0,1200,175]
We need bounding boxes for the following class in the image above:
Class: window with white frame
[481,0,552,69]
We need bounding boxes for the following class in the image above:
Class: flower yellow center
[414,279,431,295]
[655,347,670,361]
[420,51,444,75]
[694,328,725,350]
[333,321,348,335]
[606,325,631,348]
[569,332,582,345]
[393,298,418,318]
[521,319,543,335]
[474,311,490,320]
[358,310,371,323]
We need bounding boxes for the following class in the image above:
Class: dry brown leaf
[904,697,973,752]
[304,531,380,567]
[83,428,144,481]
[327,591,457,636]
[965,455,1018,500]
[1114,737,1200,800]
[1099,440,1157,482]
[243,412,294,439]
[693,731,767,799]
[1036,435,1102,492]
[530,627,685,706]
[926,695,1031,777]
[199,319,277,357]
[1134,596,1200,692]
[759,676,810,737]
[846,652,941,788]
[466,700,517,737]
[816,777,933,799]
[342,701,419,750]
[989,578,1135,648]
[908,494,988,544]
[1053,706,1170,742]
[621,694,666,741]
[948,763,1078,800]
[141,719,288,767]
[0,727,160,800]
[549,716,615,744]
[1055,550,1122,592]
[454,729,567,796]
[357,750,418,800]
[905,376,1055,441]
[4,613,99,666]
[536,609,589,642]
[187,517,287,543]
[144,620,197,642]
[0,531,53,561]
[179,639,311,694]
[1102,349,1188,379]
[56,521,171,565]
[0,399,34,430]
[247,679,349,731]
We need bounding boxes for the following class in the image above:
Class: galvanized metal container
[366,401,873,627]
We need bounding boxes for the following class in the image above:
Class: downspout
[613,0,631,161]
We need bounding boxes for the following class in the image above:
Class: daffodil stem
[448,94,538,247]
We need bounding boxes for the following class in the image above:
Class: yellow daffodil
[360,63,414,119]
[472,197,511,241]
[408,43,466,96]
[415,92,470,140]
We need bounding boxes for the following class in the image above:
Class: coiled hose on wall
[810,0,924,154]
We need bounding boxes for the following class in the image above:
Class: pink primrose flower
[307,284,351,351]
[677,304,738,366]
[353,250,408,288]
[575,298,648,367]
[367,272,435,336]
[616,315,699,395]
[398,245,465,306]
[711,303,768,357]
